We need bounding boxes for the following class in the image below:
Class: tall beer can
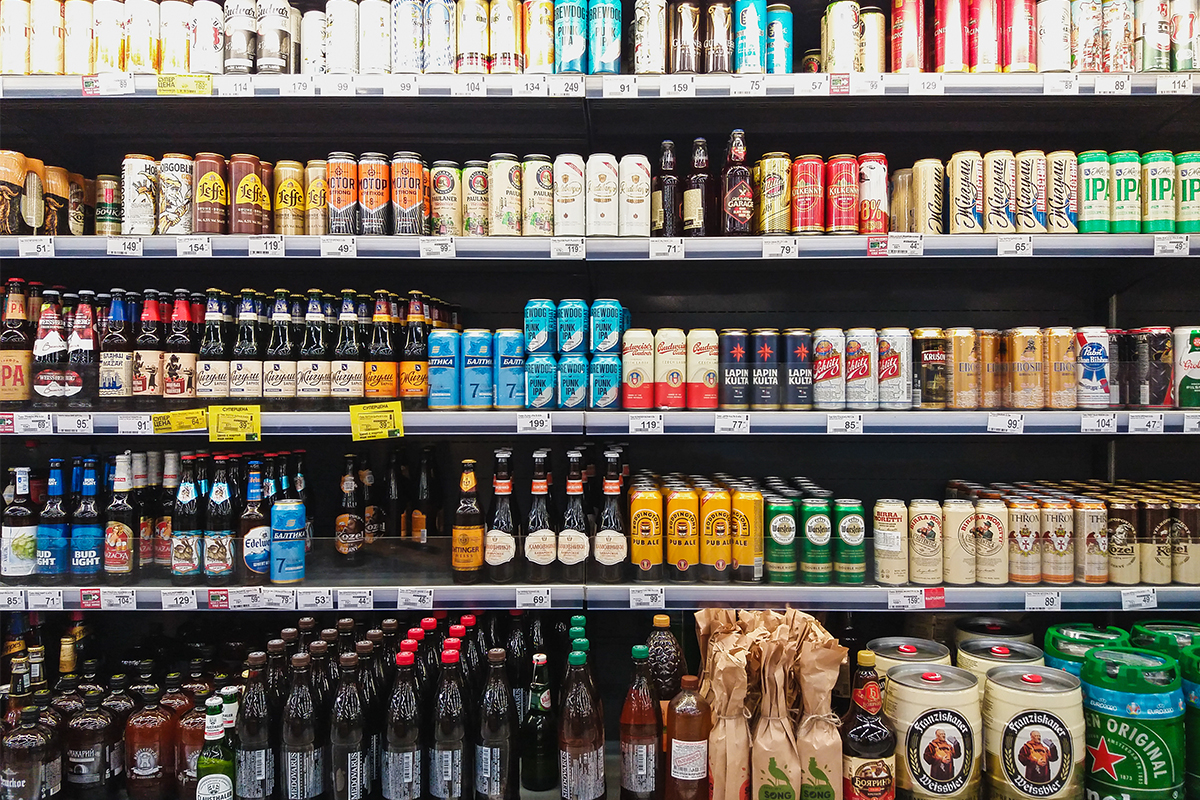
[524,0,555,72]
[783,328,813,410]
[1102,0,1135,71]
[29,0,64,74]
[1006,497,1042,583]
[1047,150,1078,233]
[156,154,193,235]
[892,0,924,70]
[390,0,422,72]
[1040,497,1075,584]
[1109,150,1141,234]
[194,154,228,234]
[947,150,984,233]
[488,153,522,236]
[858,153,889,234]
[622,329,655,409]
[1002,0,1037,70]
[685,329,719,409]
[734,0,767,72]
[947,327,979,410]
[456,0,487,71]
[913,328,947,409]
[619,154,652,237]
[256,0,292,73]
[766,3,792,72]
[300,10,326,73]
[586,153,619,237]
[750,328,781,410]
[878,328,912,410]
[983,149,1017,233]
[0,0,32,74]
[553,153,586,237]
[273,161,305,235]
[1044,327,1077,409]
[159,0,193,73]
[669,0,702,72]
[909,499,944,585]
[1178,152,1200,234]
[62,0,92,74]
[978,329,1002,408]
[1015,149,1048,233]
[969,0,1000,71]
[1140,150,1176,233]
[889,168,913,232]
[824,0,860,71]
[874,499,909,585]
[555,0,587,72]
[522,155,554,237]
[429,161,463,236]
[1172,0,1199,70]
[1072,0,1104,70]
[936,0,969,70]
[1075,327,1111,408]
[974,498,1008,585]
[943,499,977,585]
[1072,497,1107,584]
[634,0,667,72]
[224,0,257,73]
[588,0,621,73]
[1036,0,1072,70]
[423,0,456,72]
[326,0,359,73]
[653,328,687,409]
[859,5,886,70]
[91,0,124,71]
[844,328,878,410]
[1134,0,1170,69]
[912,158,945,234]
[812,328,846,411]
[462,160,488,236]
[121,155,158,236]
[357,0,390,73]
[490,0,523,72]
[304,160,328,235]
[125,0,160,73]
[326,152,358,236]
[1008,326,1045,409]
[1077,150,1110,232]
[719,329,750,410]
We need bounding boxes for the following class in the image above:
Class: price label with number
[517,412,552,434]
[248,235,285,257]
[795,73,831,96]
[1128,412,1164,433]
[297,588,333,610]
[260,588,296,609]
[281,76,315,96]
[887,233,924,257]
[320,236,358,258]
[14,413,52,434]
[827,413,863,434]
[516,587,551,609]
[851,73,885,95]
[1121,587,1158,610]
[228,587,261,610]
[94,72,135,95]
[159,589,197,610]
[762,237,798,259]
[349,401,405,441]
[1185,413,1200,434]
[26,589,63,611]
[338,588,374,609]
[1043,74,1079,95]
[1095,74,1131,95]
[1025,591,1062,611]
[156,74,213,96]
[602,76,637,97]
[19,237,54,257]
[997,235,1033,257]
[628,413,664,434]
[730,76,766,96]
[0,589,25,611]
[208,404,261,442]
[887,589,925,610]
[152,408,208,434]
[56,413,94,434]
[451,76,485,96]
[551,237,585,259]
[101,588,137,610]
[1081,413,1117,433]
[1157,74,1193,95]
[419,236,457,258]
[987,412,1025,434]
[396,589,435,610]
[117,414,153,435]
[318,75,356,96]
[908,73,944,95]
[715,412,750,434]
[1154,234,1190,256]
[384,75,421,96]
[548,75,585,97]
[661,75,695,97]
[649,237,684,259]
[512,75,548,96]
[214,75,253,96]
[177,236,213,258]
[106,236,143,256]
[629,587,665,608]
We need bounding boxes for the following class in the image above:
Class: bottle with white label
[665,675,710,800]
[263,288,298,410]
[229,289,264,403]
[524,452,557,583]
[2,466,37,583]
[558,451,591,583]
[591,450,628,583]
[196,695,235,800]
[485,450,523,584]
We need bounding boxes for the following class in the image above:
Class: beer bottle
[171,454,203,586]
[647,615,686,728]
[233,652,273,800]
[410,448,438,547]
[191,291,208,341]
[2,467,36,585]
[503,612,530,714]
[204,455,236,586]
[103,453,137,585]
[398,291,428,410]
[282,654,321,800]
[476,649,519,800]
[68,458,103,585]
[385,448,411,541]
[525,452,557,583]
[164,288,198,405]
[358,454,385,545]
[98,289,134,409]
[365,290,398,400]
[1,277,32,409]
[262,455,280,510]
[197,694,236,800]
[652,140,682,237]
[559,452,590,583]
[335,455,366,565]
[240,460,270,585]
[298,289,331,411]
[292,450,315,553]
[264,289,298,410]
[5,706,49,800]
[30,289,66,409]
[452,460,485,585]
[230,289,263,404]
[719,129,753,236]
[559,650,606,800]
[36,458,69,585]
[197,288,230,403]
[430,650,469,800]
[664,675,710,800]
[683,139,711,237]
[124,687,173,800]
[619,645,661,800]
[355,294,372,344]
[331,289,365,409]
[131,451,155,574]
[132,288,165,409]
[154,451,180,573]
[383,651,422,800]
[521,653,557,792]
[290,293,305,343]
[65,289,98,409]
[485,450,522,584]
[356,640,385,798]
[839,650,895,800]
[591,451,628,583]
[330,653,367,800]
[64,690,113,800]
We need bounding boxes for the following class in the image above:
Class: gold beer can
[731,487,764,582]
[304,160,328,235]
[908,499,944,585]
[699,486,732,582]
[912,158,945,234]
[977,329,1002,409]
[974,498,1008,585]
[665,484,700,582]
[946,327,979,410]
[943,498,977,585]
[982,149,1016,233]
[758,152,791,235]
[273,160,306,235]
[1140,498,1173,585]
[1043,326,1076,409]
[1105,499,1140,585]
[1172,500,1200,585]
[1039,497,1075,585]
[1007,327,1044,409]
[890,168,913,233]
[947,150,984,234]
[1072,496,1108,584]
[1006,496,1042,583]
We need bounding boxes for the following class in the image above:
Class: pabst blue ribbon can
[857,153,889,235]
[1074,327,1111,408]
[878,328,913,410]
[813,327,846,410]
[845,328,879,410]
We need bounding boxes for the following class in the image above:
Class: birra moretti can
[873,499,909,584]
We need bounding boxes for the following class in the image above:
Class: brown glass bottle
[161,673,192,721]
[33,689,65,796]
[64,689,115,800]
[235,651,274,800]
[430,650,468,800]
[651,141,682,237]
[365,290,398,401]
[558,651,605,800]
[132,288,164,410]
[719,129,753,235]
[475,649,518,800]
[177,689,212,800]
[619,645,661,800]
[664,676,709,800]
[1,277,32,410]
[163,289,198,406]
[97,290,132,410]
[524,453,557,583]
[682,139,711,237]
[126,687,175,800]
[451,460,484,585]
[357,454,385,547]
[281,653,321,800]
[484,450,522,584]
[330,653,366,800]
[382,651,421,800]
[645,616,686,732]
[335,455,366,565]
[558,452,590,584]
[398,291,428,411]
[839,651,895,800]
[591,451,627,583]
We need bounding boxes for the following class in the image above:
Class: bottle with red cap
[430,649,469,800]
[458,615,487,689]
[839,650,895,800]
[383,650,422,800]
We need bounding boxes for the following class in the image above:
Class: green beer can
[1110,151,1142,234]
[1078,151,1111,233]
[1180,645,1200,800]
[1082,646,1185,800]
[800,498,833,585]
[1141,150,1177,233]
[1177,152,1200,234]
[832,498,866,584]
[764,495,798,584]
[1043,623,1130,676]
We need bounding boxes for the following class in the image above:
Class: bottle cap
[291,654,311,668]
[568,651,586,666]
[408,628,425,641]
[653,614,670,627]
[682,675,699,690]
[247,652,266,666]
[140,687,163,704]
[444,638,461,651]
[441,650,460,664]
[109,673,129,690]
[309,641,328,655]
[569,627,586,640]
[488,648,506,663]
[356,641,373,655]
[450,625,466,638]
[400,639,418,653]
[337,618,355,631]
[570,615,586,628]
[381,619,398,633]
[460,614,477,627]
[267,639,286,653]
[20,707,39,724]
[857,650,876,667]
[396,652,415,667]
[572,638,590,652]
[631,645,649,660]
[338,653,358,669]
[532,653,548,666]
[421,617,437,631]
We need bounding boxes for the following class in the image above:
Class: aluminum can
[936,0,969,70]
[523,298,557,354]
[844,328,878,410]
[160,0,194,73]
[622,329,655,409]
[765,3,792,71]
[1044,326,1077,409]
[857,152,889,234]
[1074,327,1111,407]
[300,10,327,73]
[1135,0,1171,69]
[389,152,423,235]
[1110,328,1134,407]
[733,0,766,71]
[556,299,588,354]
[156,154,193,236]
[352,0,388,72]
[943,498,978,584]
[947,327,979,409]
[455,0,487,72]
[783,328,813,410]
[913,328,948,409]
[913,158,945,234]
[586,153,620,236]
[1172,500,1200,584]
[304,160,328,235]
[1014,149,1048,233]
[1176,326,1200,408]
[255,0,291,73]
[270,500,307,584]
[877,328,912,409]
[619,154,652,237]
[685,329,719,409]
[492,328,525,410]
[552,153,586,237]
[1141,150,1176,233]
[1040,496,1075,584]
[1178,152,1200,234]
[1106,499,1139,584]
[91,0,124,72]
[948,150,984,233]
[825,0,861,70]
[62,0,93,74]
[588,0,621,72]
[1045,150,1078,232]
[730,487,764,582]
[355,153,389,236]
[974,497,1008,584]
[909,499,944,584]
[125,0,160,74]
[521,155,554,237]
[669,0,702,71]
[1006,496,1042,583]
[666,485,700,582]
[1008,326,1044,409]
[324,0,359,72]
[859,5,886,70]
[0,0,31,74]
[422,0,454,71]
[1003,0,1037,69]
[223,0,257,72]
[257,161,274,234]
[326,152,358,236]
[632,0,667,72]
[1037,0,1072,70]
[719,328,750,409]
[488,153,522,236]
[874,499,909,584]
[1103,0,1135,70]
[589,299,622,354]
[389,0,421,72]
[749,328,780,410]
[969,0,1001,71]
[524,0,555,72]
[588,353,621,409]
[800,47,820,70]
[555,0,587,71]
[459,329,494,409]
[489,0,523,72]
[95,174,122,236]
[825,154,859,233]
[524,353,557,409]
[796,498,828,585]
[699,486,733,582]
[1072,496,1108,584]
[833,499,867,584]
[629,484,664,581]
[654,328,687,409]
[753,152,789,234]
[1134,325,1174,407]
[892,0,925,70]
[888,169,912,232]
[790,155,824,234]
[812,327,846,410]
[427,329,461,410]
[1072,0,1104,69]
[462,160,488,236]
[983,149,1017,233]
[429,161,462,236]
[193,155,228,235]
[1173,0,1200,70]
[1077,150,1110,232]
[121,155,158,236]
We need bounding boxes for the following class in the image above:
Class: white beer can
[158,0,193,74]
[553,154,586,237]
[1037,0,1072,71]
[358,0,390,73]
[300,9,327,73]
[28,0,64,74]
[844,327,878,410]
[190,0,225,75]
[62,0,92,74]
[812,327,846,410]
[0,0,32,75]
[586,153,619,237]
[325,0,359,73]
[878,327,913,410]
[618,154,651,237]
[125,0,160,73]
[390,0,422,73]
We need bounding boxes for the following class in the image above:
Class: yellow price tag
[349,401,405,441]
[208,405,262,442]
[156,74,213,96]
[151,408,208,434]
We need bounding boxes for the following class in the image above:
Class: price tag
[908,73,944,95]
[551,236,586,259]
[628,413,664,434]
[207,589,229,609]
[1081,412,1117,433]
[14,412,52,434]
[19,237,54,257]
[214,75,253,96]
[1025,591,1062,611]
[888,589,926,609]
[26,589,63,611]
[349,401,405,441]
[96,72,135,95]
[208,404,261,442]
[0,414,11,434]
[297,588,334,610]
[602,75,637,98]
[1157,74,1193,95]
[1121,587,1157,610]
[260,588,296,609]
[248,234,285,257]
[176,235,212,257]
[396,588,435,610]
[715,412,750,434]
[1128,411,1164,433]
[451,76,485,97]
[156,74,212,96]
[317,75,356,96]
[159,589,197,610]
[419,236,457,258]
[730,75,767,96]
[320,236,358,258]
[337,588,374,609]
[512,75,548,96]
[923,587,946,608]
[1185,413,1200,433]
[629,586,666,609]
[1043,74,1079,95]
[1095,74,1131,95]
[228,587,261,610]
[80,589,101,609]
[827,413,863,434]
[56,413,93,434]
[517,412,552,434]
[1153,234,1190,256]
[661,75,695,97]
[887,233,924,257]
[794,73,831,96]
[987,412,1025,434]
[548,75,585,97]
[850,73,885,95]
[997,235,1033,257]
[515,587,551,609]
[0,589,25,610]
[100,588,137,610]
[762,236,798,259]
[150,408,207,434]
[106,236,143,256]
[384,74,421,96]
[280,75,316,96]
[117,414,153,435]
[649,237,684,259]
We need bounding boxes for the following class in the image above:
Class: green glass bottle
[196,694,236,800]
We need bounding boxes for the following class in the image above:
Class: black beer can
[751,328,781,410]
[719,328,750,409]
[783,327,813,410]
[1134,326,1175,408]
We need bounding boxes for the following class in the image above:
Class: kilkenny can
[1014,150,1048,233]
[554,153,586,237]
[719,328,751,409]
[522,154,554,237]
[892,0,925,71]
[812,327,846,410]
[462,160,489,236]
[524,353,557,409]
[156,154,193,236]
[913,328,948,410]
[586,153,620,237]
[845,328,878,410]
[913,158,946,234]
[557,299,589,355]
[1141,150,1176,233]
[1072,495,1109,584]
[1110,150,1142,234]
[1009,327,1045,410]
[524,299,557,354]
[908,499,944,584]
[1176,326,1200,408]
[975,497,1009,584]
[1178,153,1200,234]
[1077,151,1110,233]
[1006,496,1042,583]
[1003,0,1038,70]
[270,499,307,584]
[948,150,985,234]
[1134,325,1174,407]
[764,496,798,583]
[622,328,655,409]
[193,155,228,235]
[389,152,423,236]
[1037,0,1072,71]
[326,152,358,236]
[858,152,889,234]
[790,155,825,234]
[686,328,719,409]
[427,329,461,410]
[429,161,462,237]
[356,153,389,237]
[825,155,859,233]
[765,3,792,72]
[590,299,623,354]
[304,160,328,235]
[783,328,813,410]
[654,328,687,409]
[874,499,909,584]
[557,353,587,410]
[1074,327,1112,408]
[493,328,525,410]
[619,154,652,237]
[969,0,1001,71]
[749,328,781,410]
[879,327,913,409]
[121,155,158,236]
[757,152,791,235]
[947,327,979,410]
[487,153,522,236]
[983,149,1017,233]
[589,353,621,409]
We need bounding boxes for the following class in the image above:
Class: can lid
[985,665,1082,693]
[958,637,1043,664]
[957,616,1031,639]
[887,664,977,692]
[868,636,950,662]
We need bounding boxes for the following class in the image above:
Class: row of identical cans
[522,351,622,409]
[630,0,794,74]
[523,298,626,355]
[1076,149,1200,234]
[427,327,527,409]
[620,328,719,409]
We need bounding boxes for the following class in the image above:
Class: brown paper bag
[752,623,804,800]
[796,638,848,800]
[708,638,751,800]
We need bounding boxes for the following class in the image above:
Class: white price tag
[297,588,333,610]
[649,237,684,259]
[260,588,296,609]
[106,236,143,256]
[887,233,923,256]
[451,76,485,97]
[908,73,944,95]
[317,75,356,96]
[516,587,551,609]
[850,73,885,95]
[661,75,695,97]
[18,236,54,257]
[1128,412,1164,433]
[384,74,421,96]
[512,75,548,96]
[228,587,262,609]
[396,588,435,610]
[762,236,798,258]
[26,589,63,611]
[100,588,136,610]
[281,75,316,95]
[248,234,285,257]
[1095,74,1131,95]
[214,75,253,96]
[602,75,637,97]
[629,586,666,609]
[548,75,585,97]
[159,588,197,610]
[337,588,374,609]
[1157,74,1193,95]
[1081,413,1117,433]
[715,412,750,434]
[550,236,586,259]
[1025,591,1062,611]
[98,72,135,95]
[321,235,357,258]
[0,589,25,611]
[628,413,664,434]
[1185,413,1200,433]
[14,413,52,434]
[1043,74,1079,95]
[887,589,925,610]
[827,413,864,434]
[1153,234,1190,256]
[517,412,552,434]
[419,236,457,258]
[795,73,831,96]
[1121,587,1157,610]
[987,412,1025,434]
[730,75,766,96]
[56,413,94,434]
[117,414,153,434]
[176,235,212,257]
[997,235,1033,257]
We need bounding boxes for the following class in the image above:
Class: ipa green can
[1180,644,1200,800]
[1078,151,1111,233]
[1177,152,1200,234]
[1081,646,1185,800]
[1110,150,1142,234]
[764,495,798,584]
[1043,623,1130,676]
[1141,150,1177,233]
[833,498,866,584]
[800,498,833,585]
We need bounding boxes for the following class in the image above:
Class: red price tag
[207,589,230,609]
[923,588,946,608]
[80,589,101,609]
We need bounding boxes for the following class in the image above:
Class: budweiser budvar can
[686,328,719,409]
[1103,0,1135,71]
[654,328,687,409]
[913,158,945,234]
[983,149,1017,233]
[969,0,1001,71]
[892,0,925,70]
[812,327,846,410]
[936,0,970,70]
[979,329,1002,408]
[857,153,889,234]
[845,328,878,410]
[619,154,652,237]
[947,327,980,410]
[1073,0,1104,70]
[1015,150,1048,233]
[878,328,912,409]
[1002,0,1037,69]
[1037,0,1072,70]
[622,328,655,409]
[1074,327,1111,408]
[948,150,984,234]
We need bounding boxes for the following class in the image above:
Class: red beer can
[891,0,925,71]
[935,0,970,71]
[858,152,889,234]
[1001,0,1037,71]
[825,155,859,234]
[968,0,1000,71]
[790,155,825,235]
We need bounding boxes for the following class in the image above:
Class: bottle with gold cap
[840,650,896,800]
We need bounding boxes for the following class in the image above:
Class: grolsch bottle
[164,289,198,405]
[366,290,398,400]
[282,654,321,800]
[65,289,98,408]
[398,291,428,410]
[31,289,67,409]
[521,653,557,792]
[664,676,709,800]
[2,466,36,584]
[475,649,518,800]
[197,288,230,403]
[240,461,270,585]
[330,653,367,800]
[524,452,557,583]
[171,454,203,585]
[336,455,366,565]
[332,289,365,408]
[297,289,331,410]
[98,290,133,409]
[264,289,298,410]
[485,450,522,584]
[559,452,590,583]
[204,455,236,585]
[591,451,628,583]
[103,453,137,585]
[132,288,165,409]
[719,129,753,236]
[36,458,69,584]
[230,289,264,404]
[359,455,385,545]
[430,649,469,800]
[125,687,173,800]
[1,278,33,409]
[65,689,115,800]
[683,139,711,237]
[70,457,103,584]
[382,651,422,800]
[651,140,682,237]
[197,695,236,800]
[451,460,484,585]
[559,651,606,800]
[620,645,662,800]
[839,650,895,800]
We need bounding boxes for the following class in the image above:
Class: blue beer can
[587,0,622,74]
[524,298,558,354]
[555,0,588,73]
[765,4,792,74]
[428,329,461,409]
[622,305,631,334]
[270,499,307,584]
[558,353,589,409]
[734,0,767,73]
[589,354,622,409]
[525,353,558,409]
[558,299,590,354]
[461,328,495,409]
[589,298,623,354]
[494,329,526,409]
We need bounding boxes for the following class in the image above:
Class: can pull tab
[921,672,943,683]
[1020,673,1043,684]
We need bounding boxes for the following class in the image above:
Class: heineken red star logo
[1087,737,1126,779]
[757,342,774,361]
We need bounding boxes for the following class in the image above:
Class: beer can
[730,487,764,582]
[125,0,160,73]
[0,0,31,74]
[41,166,68,236]
[1003,0,1037,70]
[1178,152,1200,234]
[1046,150,1079,233]
[1040,497,1075,584]
[1175,326,1200,408]
[1110,328,1133,407]
[654,328,687,409]
[1172,500,1200,584]
[521,0,554,72]
[824,0,860,71]
[358,153,390,236]
[459,329,494,409]
[356,0,389,73]
[90,0,123,72]
[765,497,799,583]
[523,298,557,355]
[257,161,273,234]
[1072,0,1104,69]
[1014,149,1048,233]
[223,0,256,73]
[800,47,820,70]
[859,5,886,70]
[874,499,909,584]
[699,2,731,73]
[156,154,193,236]
[554,0,586,72]
[586,153,619,237]
[1141,150,1176,233]
[270,499,307,584]
[326,152,358,236]
[912,158,945,234]
[751,152,788,235]
[304,160,328,235]
[913,328,948,409]
[1037,0,1072,70]
[389,0,421,72]
[1076,150,1110,233]
[524,353,557,409]
[833,499,867,584]
[588,353,621,409]
[1173,0,1200,70]
[588,0,620,72]
[685,329,719,409]
[61,0,92,74]
[300,9,327,73]
[947,327,979,410]
[877,328,912,409]
[485,154,520,236]
[556,299,588,355]
[668,0,701,72]
[423,0,456,72]
[1073,327,1112,408]
[969,0,1000,71]
[27,0,61,74]
[825,154,859,233]
[983,149,1017,233]
[733,0,767,71]
[192,154,228,235]
[749,328,781,410]
[490,0,523,71]
[255,0,291,73]
[429,161,462,237]
[588,299,622,355]
[1044,326,1077,409]
[844,328,878,410]
[890,168,913,232]
[782,328,813,410]
[622,328,655,409]
[699,486,733,582]
[121,154,157,236]
[462,160,489,236]
[1071,496,1108,584]
[666,485,700,582]
[936,0,969,70]
[974,497,1008,584]
[909,499,944,584]
[632,0,668,73]
[857,152,889,234]
[1008,326,1044,409]
[521,155,554,237]
[948,150,984,233]
[943,498,977,584]
[892,0,924,70]
[95,174,121,236]
[1102,0,1135,71]
[491,328,524,410]
[552,153,586,237]
[765,3,792,72]
[427,329,462,410]
[390,152,424,236]
[813,327,846,410]
[1105,499,1139,584]
[619,154,652,237]
[1006,496,1042,583]
[719,328,750,410]
[325,0,359,73]
[159,0,194,73]
[455,0,487,72]
[1140,498,1173,585]
[628,483,664,581]
[790,155,825,234]
[1134,325,1174,407]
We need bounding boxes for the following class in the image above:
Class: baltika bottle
[559,651,605,800]
[332,289,365,408]
[264,289,298,411]
[620,645,661,800]
[97,290,132,410]
[651,140,682,237]
[451,460,484,585]
[559,452,590,584]
[840,650,895,800]
[430,649,469,800]
[399,291,428,410]
[336,455,366,565]
[1,277,33,410]
[476,649,519,800]
[719,129,753,235]
[383,651,422,800]
[330,653,367,800]
[282,654,322,800]
[524,452,557,583]
[366,290,398,400]
[683,139,711,238]
[164,289,198,406]
[230,289,264,404]
[297,289,331,411]
[485,450,522,584]
[65,290,98,409]
[132,288,165,409]
[591,450,628,583]
[664,676,710,800]
[197,289,230,403]
[31,289,67,409]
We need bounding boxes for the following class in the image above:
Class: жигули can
[857,152,889,234]
[719,328,751,410]
[1047,150,1078,233]
[948,150,984,234]
[622,328,655,410]
[983,149,1016,233]
[845,328,878,410]
[783,328,813,410]
[1015,149,1047,233]
[813,327,846,410]
[913,158,945,234]
[427,329,461,410]
[790,155,824,234]
[493,328,525,410]
[750,328,781,410]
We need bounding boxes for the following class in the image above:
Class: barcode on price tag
[888,589,925,610]
[997,235,1033,257]
[248,235,285,257]
[1025,591,1062,611]
[628,413,664,434]
[516,587,551,609]
[1154,234,1190,256]
[118,414,153,434]
[548,75,585,97]
[1095,74,1131,95]
[396,589,435,610]
[629,587,665,608]
[260,588,296,609]
[101,588,137,610]
[730,76,766,96]
[337,588,374,609]
[26,589,63,611]
[321,236,358,258]
[887,233,923,256]
[0,590,26,611]
[1081,413,1117,433]
[56,413,94,434]
[297,589,333,610]
[827,413,863,434]
[649,237,684,259]
[228,587,262,609]
[1043,74,1079,94]
[1128,412,1164,433]
[715,412,750,434]
[1121,587,1157,610]
[602,76,637,97]
[176,235,212,257]
[451,76,485,96]
[987,413,1025,434]
[318,75,356,95]
[419,236,456,258]
[512,75,548,96]
[1185,413,1200,433]
[160,589,197,610]
[1157,74,1193,95]
[106,236,143,256]
[517,412,552,434]
[14,413,52,434]
[19,237,53,257]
